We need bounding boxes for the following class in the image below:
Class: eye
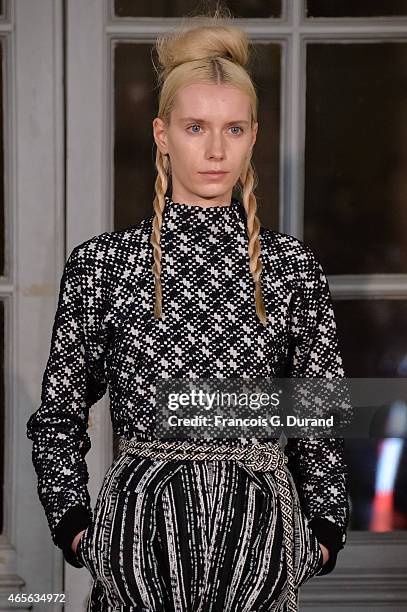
[186,124,244,135]
[229,126,244,135]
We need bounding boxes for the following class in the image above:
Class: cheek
[170,147,197,178]
[231,140,250,160]
[230,150,248,176]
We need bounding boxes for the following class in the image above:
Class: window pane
[114,44,156,229]
[335,299,407,531]
[336,299,407,378]
[247,44,281,229]
[0,41,4,275]
[113,42,281,231]
[304,43,407,274]
[114,0,282,18]
[307,0,407,18]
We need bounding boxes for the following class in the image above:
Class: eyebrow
[179,117,250,126]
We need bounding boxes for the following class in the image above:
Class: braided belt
[118,438,298,612]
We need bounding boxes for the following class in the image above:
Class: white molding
[279,39,289,232]
[105,21,407,38]
[66,0,110,243]
[107,33,115,232]
[285,0,303,237]
[330,275,407,298]
[301,530,407,607]
[14,0,65,608]
[301,573,407,607]
[65,0,113,608]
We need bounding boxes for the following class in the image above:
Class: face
[153,83,258,207]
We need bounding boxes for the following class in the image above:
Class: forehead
[172,83,251,121]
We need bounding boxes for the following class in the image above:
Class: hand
[319,542,330,565]
[71,529,87,554]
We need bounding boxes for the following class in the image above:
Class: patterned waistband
[118,438,287,470]
[118,437,299,611]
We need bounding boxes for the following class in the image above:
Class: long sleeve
[26,239,108,567]
[283,244,350,576]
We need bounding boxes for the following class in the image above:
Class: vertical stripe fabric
[76,453,323,611]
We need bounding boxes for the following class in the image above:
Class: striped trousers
[76,452,323,611]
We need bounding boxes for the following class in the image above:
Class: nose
[205,132,226,160]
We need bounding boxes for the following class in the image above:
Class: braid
[240,159,268,327]
[151,149,169,319]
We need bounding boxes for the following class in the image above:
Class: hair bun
[155,22,250,81]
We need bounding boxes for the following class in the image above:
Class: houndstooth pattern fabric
[26,194,350,575]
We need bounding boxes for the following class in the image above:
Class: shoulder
[260,226,323,279]
[62,218,153,307]
[68,216,153,268]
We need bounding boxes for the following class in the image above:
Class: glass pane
[114,44,155,229]
[0,300,3,532]
[307,0,407,18]
[114,42,281,231]
[335,299,407,531]
[114,0,282,18]
[0,41,4,275]
[304,43,407,274]
[246,44,281,229]
[336,299,407,378]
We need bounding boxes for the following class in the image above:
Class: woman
[26,9,350,612]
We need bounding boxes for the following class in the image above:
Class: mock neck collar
[163,194,246,228]
[157,195,247,254]
[165,194,235,211]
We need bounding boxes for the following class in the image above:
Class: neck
[169,193,233,209]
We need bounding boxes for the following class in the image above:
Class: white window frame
[6,0,67,610]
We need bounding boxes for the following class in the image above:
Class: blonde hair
[151,5,267,326]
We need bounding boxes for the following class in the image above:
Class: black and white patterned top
[26,194,350,573]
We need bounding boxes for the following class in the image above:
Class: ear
[152,117,169,155]
[251,121,258,148]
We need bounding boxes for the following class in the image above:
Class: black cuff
[53,505,92,568]
[308,517,345,576]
